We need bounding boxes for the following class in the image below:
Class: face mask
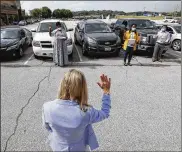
[132,28,136,31]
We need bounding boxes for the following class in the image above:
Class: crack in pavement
[48,66,53,84]
[133,56,143,66]
[3,71,50,152]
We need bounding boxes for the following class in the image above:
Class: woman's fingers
[109,78,111,85]
[100,74,104,82]
[97,82,102,88]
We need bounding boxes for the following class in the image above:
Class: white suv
[31,19,73,58]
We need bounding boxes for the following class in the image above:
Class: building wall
[1,0,18,15]
[1,0,19,25]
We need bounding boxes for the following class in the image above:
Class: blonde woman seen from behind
[42,69,111,151]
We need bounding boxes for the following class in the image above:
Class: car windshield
[37,22,67,32]
[19,21,24,23]
[85,23,112,33]
[128,20,155,29]
[1,30,19,39]
[173,26,181,33]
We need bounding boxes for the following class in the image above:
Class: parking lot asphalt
[1,21,181,151]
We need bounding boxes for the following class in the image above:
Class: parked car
[31,19,73,58]
[18,20,27,26]
[26,19,33,24]
[114,18,159,54]
[156,24,181,51]
[13,21,18,25]
[163,16,174,23]
[74,20,121,56]
[0,26,33,59]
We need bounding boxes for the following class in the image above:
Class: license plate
[105,47,111,51]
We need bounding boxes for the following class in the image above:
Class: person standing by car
[49,22,69,67]
[123,24,140,66]
[152,25,171,62]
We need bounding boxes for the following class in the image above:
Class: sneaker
[152,58,156,62]
[124,62,127,66]
[127,63,132,66]
[158,59,162,62]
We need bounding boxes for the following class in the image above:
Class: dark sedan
[0,26,32,59]
[74,20,121,57]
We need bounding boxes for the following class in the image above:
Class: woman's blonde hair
[58,69,89,111]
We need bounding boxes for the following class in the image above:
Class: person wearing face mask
[152,25,171,62]
[123,24,140,66]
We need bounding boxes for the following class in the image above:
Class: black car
[0,26,33,59]
[74,20,121,56]
[114,18,159,54]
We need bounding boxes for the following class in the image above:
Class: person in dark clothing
[120,21,128,46]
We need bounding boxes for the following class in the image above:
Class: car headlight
[7,43,19,51]
[88,37,97,45]
[116,36,121,44]
[33,41,40,47]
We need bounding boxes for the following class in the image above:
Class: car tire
[16,47,24,58]
[34,54,40,59]
[82,42,88,56]
[172,40,181,51]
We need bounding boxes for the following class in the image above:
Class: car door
[79,23,85,43]
[20,29,27,49]
[75,23,79,40]
[76,22,83,43]
[23,28,33,46]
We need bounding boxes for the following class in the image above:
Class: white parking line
[74,44,83,62]
[24,54,34,65]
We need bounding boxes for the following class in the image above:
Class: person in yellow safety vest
[123,24,140,66]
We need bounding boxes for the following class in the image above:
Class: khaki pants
[152,43,166,60]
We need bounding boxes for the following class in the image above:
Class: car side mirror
[31,29,36,32]
[67,28,73,31]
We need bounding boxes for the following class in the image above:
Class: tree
[41,7,52,18]
[52,9,60,18]
[30,8,42,18]
[52,9,73,18]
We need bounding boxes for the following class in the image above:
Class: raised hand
[97,74,111,94]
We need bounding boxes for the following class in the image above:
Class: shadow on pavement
[69,62,178,68]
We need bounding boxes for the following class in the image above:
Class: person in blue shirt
[42,69,111,151]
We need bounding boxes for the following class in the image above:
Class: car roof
[84,19,106,24]
[156,24,181,27]
[117,18,150,21]
[1,25,21,30]
[40,19,64,23]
